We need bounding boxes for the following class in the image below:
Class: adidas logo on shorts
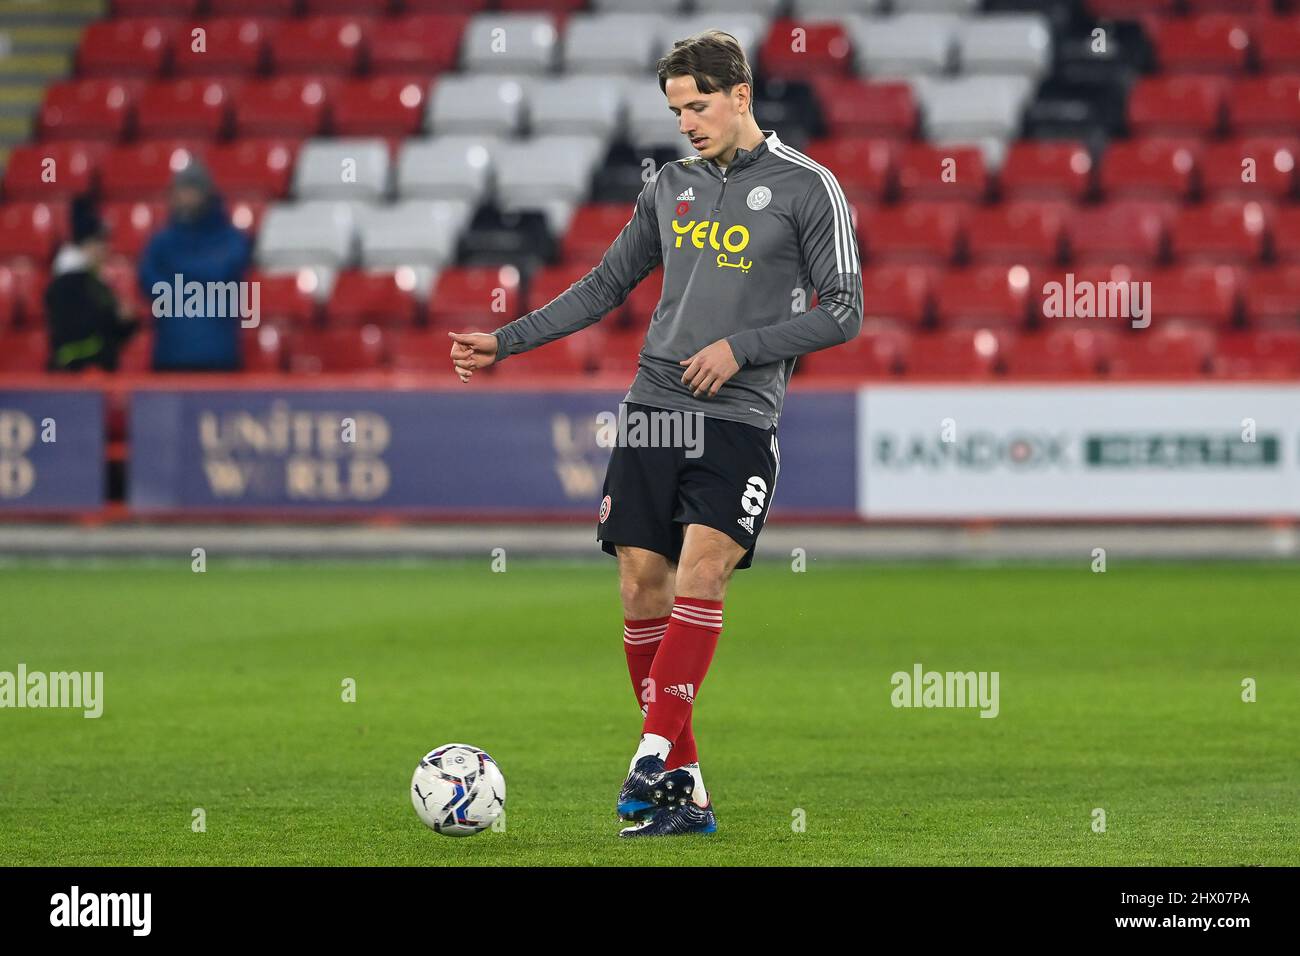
[737,515,755,534]
[676,187,696,202]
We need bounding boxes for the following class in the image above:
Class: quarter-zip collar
[707,129,782,176]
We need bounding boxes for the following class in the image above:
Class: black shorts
[596,402,780,570]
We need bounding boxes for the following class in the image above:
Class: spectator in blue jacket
[138,160,251,371]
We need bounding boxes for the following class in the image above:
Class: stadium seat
[859,265,935,328]
[1000,327,1115,379]
[1126,76,1227,138]
[625,265,663,326]
[561,13,666,74]
[1065,201,1172,266]
[591,328,645,375]
[934,266,1034,329]
[1169,202,1269,265]
[326,270,421,327]
[0,201,67,265]
[1,141,106,202]
[1145,265,1241,328]
[270,16,374,75]
[99,253,148,319]
[302,0,391,13]
[100,141,209,202]
[209,0,296,14]
[1212,329,1300,377]
[858,202,967,265]
[1148,15,1251,73]
[101,200,167,258]
[76,18,177,77]
[902,327,1006,378]
[1266,206,1300,262]
[208,139,300,201]
[256,200,359,270]
[135,79,237,140]
[233,77,334,140]
[760,20,853,80]
[1242,266,1300,327]
[387,329,449,373]
[331,77,429,138]
[1099,139,1200,201]
[846,13,959,76]
[357,200,472,270]
[798,322,907,378]
[488,334,591,377]
[38,79,141,141]
[112,0,200,14]
[1225,76,1300,136]
[427,266,523,328]
[561,204,635,266]
[803,137,895,202]
[292,139,390,202]
[998,140,1093,202]
[808,78,916,139]
[671,13,768,63]
[964,202,1067,266]
[1199,138,1298,200]
[527,75,628,138]
[247,270,320,329]
[625,83,689,151]
[916,75,1033,143]
[492,136,606,212]
[288,325,387,373]
[1105,325,1215,378]
[171,17,275,76]
[369,14,468,75]
[1253,17,1300,72]
[428,75,527,137]
[242,324,286,373]
[895,144,989,202]
[0,262,47,327]
[396,135,498,203]
[460,13,559,74]
[525,263,592,314]
[0,329,47,373]
[958,14,1053,78]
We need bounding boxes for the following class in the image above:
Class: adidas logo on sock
[676,187,696,202]
[737,515,755,533]
[664,683,696,703]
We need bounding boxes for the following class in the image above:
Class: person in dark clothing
[45,195,137,372]
[137,159,252,371]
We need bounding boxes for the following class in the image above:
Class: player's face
[664,74,748,164]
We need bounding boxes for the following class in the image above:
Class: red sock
[667,715,697,769]
[642,597,723,747]
[623,615,668,718]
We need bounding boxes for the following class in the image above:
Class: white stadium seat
[356,200,474,271]
[915,74,1034,141]
[427,75,527,137]
[958,15,1053,78]
[847,14,964,77]
[562,14,668,74]
[460,13,560,74]
[256,200,363,270]
[527,75,629,138]
[292,139,390,202]
[396,136,499,204]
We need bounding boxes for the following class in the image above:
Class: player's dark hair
[656,30,754,114]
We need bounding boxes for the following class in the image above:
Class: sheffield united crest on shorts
[599,495,612,523]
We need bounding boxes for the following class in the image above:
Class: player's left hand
[679,339,739,398]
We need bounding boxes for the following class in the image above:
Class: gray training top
[492,129,864,430]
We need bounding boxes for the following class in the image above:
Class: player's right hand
[448,331,499,383]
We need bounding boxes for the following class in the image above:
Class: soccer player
[449,30,862,837]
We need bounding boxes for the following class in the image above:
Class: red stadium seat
[526,263,593,314]
[101,200,167,258]
[1225,75,1300,135]
[902,328,1006,378]
[1105,325,1215,378]
[172,18,275,76]
[208,138,299,201]
[1099,139,1200,200]
[427,266,522,328]
[233,77,334,139]
[1242,266,1300,327]
[998,141,1093,202]
[964,202,1068,267]
[405,0,488,10]
[0,273,14,331]
[809,77,916,139]
[326,270,420,327]
[242,324,286,373]
[1066,200,1173,266]
[858,202,967,265]
[1127,76,1227,138]
[38,79,141,141]
[590,328,644,375]
[302,1,392,12]
[895,144,989,202]
[288,325,387,373]
[760,20,853,80]
[248,270,320,329]
[76,18,177,77]
[1252,17,1300,72]
[1149,15,1250,73]
[369,14,468,75]
[1000,327,1116,379]
[331,76,427,138]
[388,329,448,373]
[488,334,591,377]
[208,0,297,16]
[135,79,238,140]
[1,141,106,201]
[797,322,906,378]
[0,201,68,265]
[803,137,894,202]
[1266,206,1300,262]
[100,141,209,202]
[1199,138,1298,199]
[0,329,48,373]
[270,16,373,75]
[1085,0,1176,14]
[1146,265,1241,327]
[0,262,48,325]
[860,265,934,328]
[1169,201,1269,264]
[1184,0,1272,11]
[625,266,663,327]
[98,253,148,319]
[934,266,1034,329]
[1213,329,1300,376]
[561,204,633,267]
[496,0,585,11]
[112,0,201,14]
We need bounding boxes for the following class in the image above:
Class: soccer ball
[410,743,506,837]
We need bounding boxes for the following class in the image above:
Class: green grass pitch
[1,558,1297,866]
